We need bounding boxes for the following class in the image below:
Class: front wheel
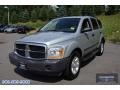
[64,51,81,80]
[96,41,104,56]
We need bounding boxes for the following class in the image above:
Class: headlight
[47,47,64,59]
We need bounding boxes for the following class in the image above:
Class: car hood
[16,32,75,45]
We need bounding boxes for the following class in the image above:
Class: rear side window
[90,18,99,30]
[81,18,91,31]
[97,19,102,28]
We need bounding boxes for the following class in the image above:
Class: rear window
[97,19,102,28]
[90,18,99,30]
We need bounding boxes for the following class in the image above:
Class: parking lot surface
[0,33,120,85]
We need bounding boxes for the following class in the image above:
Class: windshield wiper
[40,30,57,32]
[57,28,75,33]
[40,29,75,33]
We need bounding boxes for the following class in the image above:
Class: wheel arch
[98,36,105,48]
[102,37,105,44]
[70,48,83,57]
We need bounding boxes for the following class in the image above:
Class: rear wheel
[97,41,104,56]
[64,51,81,80]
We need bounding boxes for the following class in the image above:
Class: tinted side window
[81,18,91,32]
[90,18,99,30]
[97,19,102,28]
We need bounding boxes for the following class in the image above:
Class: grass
[97,13,120,43]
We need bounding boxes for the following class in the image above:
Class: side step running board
[82,49,98,61]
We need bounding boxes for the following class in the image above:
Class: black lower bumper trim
[9,52,69,74]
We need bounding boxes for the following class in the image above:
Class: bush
[98,13,120,43]
[17,20,46,29]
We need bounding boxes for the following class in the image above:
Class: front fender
[64,40,84,58]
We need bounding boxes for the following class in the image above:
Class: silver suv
[9,16,105,80]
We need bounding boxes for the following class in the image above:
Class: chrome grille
[16,49,25,56]
[29,45,45,52]
[15,44,25,57]
[16,44,25,50]
[15,44,46,59]
[29,45,45,58]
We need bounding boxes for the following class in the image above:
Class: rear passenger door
[80,18,94,54]
[90,18,101,49]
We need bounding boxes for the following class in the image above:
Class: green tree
[0,5,119,24]
[69,6,81,16]
[81,6,95,16]
[35,6,42,20]
[10,11,18,23]
[19,9,30,22]
[31,9,37,22]
[39,6,48,21]
[47,7,57,20]
[105,5,116,15]
[2,13,8,24]
[57,6,67,17]
[93,6,104,15]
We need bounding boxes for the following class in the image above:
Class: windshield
[40,18,80,33]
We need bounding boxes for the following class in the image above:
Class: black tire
[96,41,104,56]
[64,51,81,80]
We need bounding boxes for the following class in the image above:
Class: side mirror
[81,27,91,33]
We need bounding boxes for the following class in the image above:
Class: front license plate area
[19,64,26,70]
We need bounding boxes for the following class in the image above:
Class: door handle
[92,33,95,37]
[84,32,89,40]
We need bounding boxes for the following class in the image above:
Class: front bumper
[9,52,69,74]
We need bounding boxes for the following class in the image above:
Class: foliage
[57,6,67,17]
[69,6,81,16]
[17,20,46,29]
[10,11,18,23]
[39,6,48,21]
[47,7,57,20]
[0,5,120,24]
[31,9,38,22]
[98,13,120,43]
